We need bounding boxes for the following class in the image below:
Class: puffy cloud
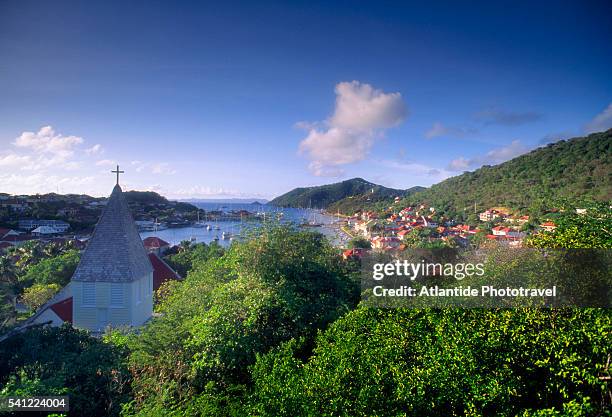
[298,81,408,177]
[14,125,83,158]
[448,140,530,171]
[425,122,478,139]
[474,107,543,126]
[330,81,407,129]
[584,102,612,133]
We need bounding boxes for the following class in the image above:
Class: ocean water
[139,202,346,247]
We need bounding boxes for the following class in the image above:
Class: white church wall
[128,272,153,327]
[72,281,97,330]
[73,281,132,331]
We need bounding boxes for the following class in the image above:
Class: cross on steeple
[111,165,124,185]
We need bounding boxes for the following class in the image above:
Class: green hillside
[270,178,406,209]
[404,129,612,218]
[327,185,425,214]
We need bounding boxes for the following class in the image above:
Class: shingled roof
[72,184,153,282]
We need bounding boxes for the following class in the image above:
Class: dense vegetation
[0,241,81,330]
[402,130,612,220]
[327,185,425,215]
[269,178,408,209]
[0,213,610,416]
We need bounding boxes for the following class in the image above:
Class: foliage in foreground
[123,226,360,415]
[0,325,130,417]
[250,308,612,417]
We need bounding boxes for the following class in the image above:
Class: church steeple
[71,183,152,283]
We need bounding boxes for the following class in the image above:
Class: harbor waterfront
[140,202,348,247]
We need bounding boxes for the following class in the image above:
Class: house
[148,253,182,291]
[371,236,401,250]
[479,210,500,222]
[540,222,557,232]
[143,236,171,255]
[18,219,70,233]
[0,242,13,252]
[397,229,411,239]
[492,226,510,236]
[421,216,438,228]
[32,225,61,236]
[0,234,35,247]
[342,248,365,260]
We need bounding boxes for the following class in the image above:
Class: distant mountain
[269,178,408,209]
[180,198,269,204]
[403,129,612,218]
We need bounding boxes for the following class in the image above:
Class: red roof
[148,253,181,291]
[1,234,34,242]
[143,236,170,249]
[0,242,13,250]
[50,297,73,323]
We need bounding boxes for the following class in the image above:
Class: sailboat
[194,210,207,228]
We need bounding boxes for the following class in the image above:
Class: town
[339,197,563,258]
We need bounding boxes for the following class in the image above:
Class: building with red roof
[143,236,171,255]
[148,253,182,291]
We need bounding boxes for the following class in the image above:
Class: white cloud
[0,154,32,168]
[448,140,530,171]
[85,144,103,155]
[380,159,453,182]
[151,162,176,175]
[298,81,408,177]
[95,159,116,166]
[448,156,471,171]
[584,102,612,133]
[0,173,96,195]
[14,125,83,159]
[170,185,270,199]
[330,81,407,129]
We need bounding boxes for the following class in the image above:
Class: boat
[222,231,231,240]
[206,225,212,231]
[214,225,221,230]
[193,210,207,227]
[213,235,219,242]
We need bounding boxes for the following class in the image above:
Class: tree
[347,237,371,249]
[249,308,612,416]
[20,283,61,310]
[124,226,360,416]
[0,325,131,417]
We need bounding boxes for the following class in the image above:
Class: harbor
[139,202,349,247]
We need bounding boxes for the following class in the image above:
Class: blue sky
[1,0,611,199]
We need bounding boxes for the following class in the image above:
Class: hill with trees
[269,178,408,209]
[401,129,612,219]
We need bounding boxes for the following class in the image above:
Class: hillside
[327,185,425,214]
[269,178,407,209]
[404,129,612,218]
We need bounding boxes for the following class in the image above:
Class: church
[25,168,179,332]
